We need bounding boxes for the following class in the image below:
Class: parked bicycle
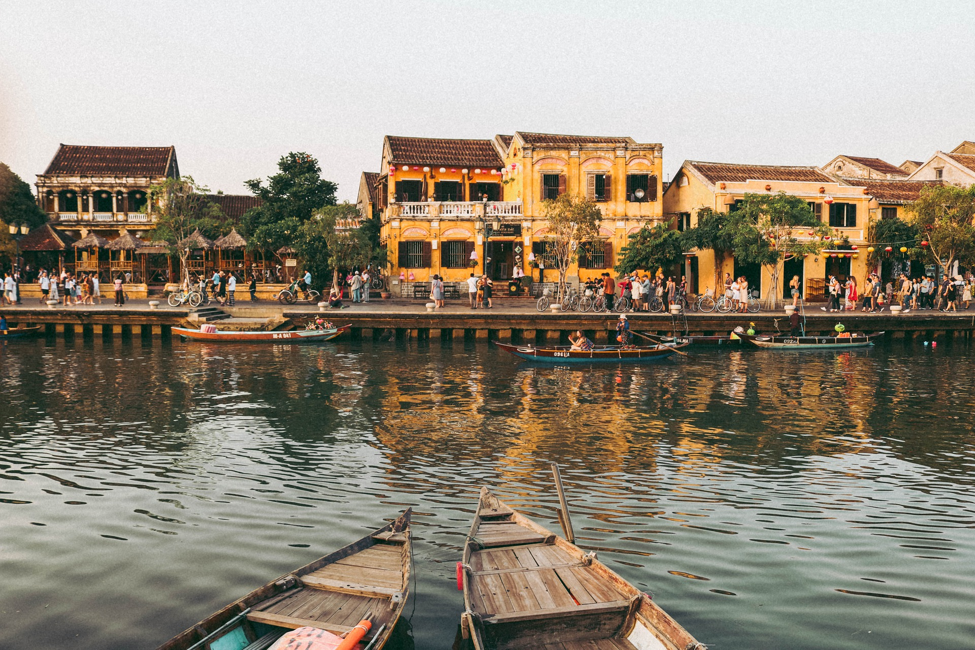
[536,288,553,312]
[560,287,581,312]
[696,288,717,313]
[277,278,321,305]
[168,287,204,308]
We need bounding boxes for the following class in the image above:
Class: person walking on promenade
[666,276,677,310]
[963,277,973,310]
[114,274,125,307]
[603,272,616,312]
[431,274,444,309]
[1,272,13,306]
[739,277,750,313]
[91,273,101,304]
[210,269,220,301]
[361,268,371,303]
[350,271,363,303]
[227,273,236,306]
[482,275,494,308]
[846,276,858,311]
[631,274,643,312]
[216,271,228,306]
[248,275,258,302]
[38,270,50,304]
[945,276,959,312]
[467,272,478,309]
[641,274,652,312]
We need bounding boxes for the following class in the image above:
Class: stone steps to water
[190,306,232,322]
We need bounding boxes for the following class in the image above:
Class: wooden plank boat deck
[462,489,705,650]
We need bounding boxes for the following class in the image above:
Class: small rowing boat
[156,509,412,650]
[494,341,687,363]
[0,325,42,339]
[173,324,349,343]
[735,331,883,349]
[460,489,705,650]
[659,334,738,347]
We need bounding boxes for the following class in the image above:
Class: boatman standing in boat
[616,314,631,346]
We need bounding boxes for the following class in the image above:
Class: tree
[615,222,687,277]
[148,176,225,286]
[0,162,47,232]
[297,203,381,292]
[241,152,338,267]
[866,215,920,273]
[538,194,603,300]
[906,184,975,278]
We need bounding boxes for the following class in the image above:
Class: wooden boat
[460,489,705,650]
[173,324,349,343]
[0,325,42,339]
[494,341,687,364]
[735,331,883,349]
[156,509,411,650]
[659,334,738,347]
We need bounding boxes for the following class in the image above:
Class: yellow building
[369,132,664,294]
[663,160,874,302]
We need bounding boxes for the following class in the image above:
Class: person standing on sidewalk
[39,270,50,304]
[603,272,616,312]
[114,274,125,307]
[467,272,479,309]
[248,275,258,302]
[350,271,363,303]
[361,268,371,303]
[227,273,236,306]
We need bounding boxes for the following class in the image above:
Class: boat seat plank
[498,569,542,613]
[330,548,403,573]
[480,548,521,571]
[312,563,403,588]
[528,543,574,567]
[554,567,597,604]
[473,572,515,614]
[554,639,638,650]
[567,566,628,604]
[521,569,566,610]
[476,531,549,548]
[246,611,353,636]
[511,546,540,569]
[481,599,631,624]
[301,575,400,599]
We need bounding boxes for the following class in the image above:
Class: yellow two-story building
[363,132,665,294]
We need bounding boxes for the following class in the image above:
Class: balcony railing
[399,203,430,217]
[395,200,523,220]
[486,201,523,217]
[93,212,114,222]
[439,202,475,217]
[127,213,149,223]
[57,212,78,221]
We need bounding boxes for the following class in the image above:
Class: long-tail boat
[173,324,349,343]
[735,331,883,349]
[0,325,42,339]
[156,509,411,650]
[494,341,687,364]
[460,489,706,650]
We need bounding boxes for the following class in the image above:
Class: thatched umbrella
[179,229,215,250]
[214,228,247,250]
[176,229,215,283]
[72,231,110,276]
[215,228,248,276]
[108,231,144,280]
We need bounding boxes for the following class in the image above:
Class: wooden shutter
[558,174,567,196]
[829,203,839,227]
[464,240,475,262]
[813,202,822,221]
[541,176,547,201]
[604,175,611,202]
[398,242,408,267]
[422,176,428,201]
[421,241,432,267]
[578,243,590,269]
[847,203,857,228]
[648,175,658,201]
[432,181,440,201]
[586,174,595,200]
[603,241,613,268]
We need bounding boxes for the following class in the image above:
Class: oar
[632,330,689,356]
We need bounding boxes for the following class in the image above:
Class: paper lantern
[389,165,396,172]
[900,246,908,253]
[808,231,814,236]
[408,271,415,281]
[885,246,892,252]
[399,271,405,280]
[474,168,481,174]
[851,245,858,250]
[921,241,929,247]
[853,254,859,258]
[461,168,469,174]
[824,235,831,241]
[451,168,457,173]
[867,247,875,253]
[830,253,837,257]
[824,196,834,205]
[423,166,430,172]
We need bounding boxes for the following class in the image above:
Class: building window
[398,240,430,268]
[441,241,472,268]
[95,192,113,212]
[470,182,500,201]
[828,202,857,228]
[434,181,462,201]
[676,212,691,232]
[578,240,612,269]
[542,174,564,200]
[395,180,422,202]
[532,240,557,267]
[807,201,823,221]
[626,174,657,202]
[934,168,943,180]
[587,173,611,202]
[881,207,898,220]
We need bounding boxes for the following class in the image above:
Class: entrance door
[734,260,762,300]
[490,241,513,280]
[825,256,851,283]
[783,256,804,300]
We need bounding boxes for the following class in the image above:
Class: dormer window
[935,168,944,180]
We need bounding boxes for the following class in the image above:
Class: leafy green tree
[615,222,687,276]
[0,162,47,230]
[296,203,380,291]
[538,193,603,300]
[866,215,920,268]
[241,152,338,265]
[680,208,735,289]
[148,176,225,286]
[906,184,975,277]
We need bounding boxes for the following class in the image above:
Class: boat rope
[407,532,417,623]
[582,550,597,565]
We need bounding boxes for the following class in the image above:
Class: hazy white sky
[2,1,973,202]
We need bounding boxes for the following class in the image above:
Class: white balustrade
[439,202,475,217]
[398,203,430,217]
[486,201,524,218]
[127,213,149,223]
[93,212,114,222]
[57,212,77,221]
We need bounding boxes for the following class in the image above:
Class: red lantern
[921,241,929,247]
[824,235,831,241]
[830,253,837,257]
[885,246,892,252]
[851,245,858,250]
[824,196,834,205]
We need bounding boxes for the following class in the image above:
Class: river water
[0,334,973,649]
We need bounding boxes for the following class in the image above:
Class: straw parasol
[72,231,110,249]
[178,229,215,250]
[108,231,144,251]
[214,228,247,250]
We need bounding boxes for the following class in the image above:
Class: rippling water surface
[1,334,974,649]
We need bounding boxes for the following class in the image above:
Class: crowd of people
[815,272,974,313]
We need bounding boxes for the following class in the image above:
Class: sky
[2,1,974,203]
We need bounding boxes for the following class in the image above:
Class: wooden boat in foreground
[735,331,883,350]
[494,341,687,364]
[173,324,349,343]
[0,325,42,339]
[156,509,411,650]
[460,489,705,650]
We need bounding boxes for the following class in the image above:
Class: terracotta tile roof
[18,223,76,251]
[42,145,177,177]
[386,136,503,168]
[497,135,514,148]
[516,131,632,146]
[843,179,943,204]
[688,161,832,184]
[362,172,380,205]
[205,194,262,222]
[948,153,975,173]
[843,156,907,177]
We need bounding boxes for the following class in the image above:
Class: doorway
[490,241,514,280]
[783,256,804,300]
[825,256,851,282]
[734,260,762,299]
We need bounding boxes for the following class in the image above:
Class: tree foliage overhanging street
[148,176,226,286]
[538,193,603,300]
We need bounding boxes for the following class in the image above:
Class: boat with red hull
[173,324,349,343]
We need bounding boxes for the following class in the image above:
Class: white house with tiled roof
[906,142,975,186]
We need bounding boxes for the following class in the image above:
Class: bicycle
[747,289,761,313]
[277,278,321,305]
[168,287,203,308]
[366,265,386,291]
[614,295,630,312]
[536,288,552,312]
[648,296,664,313]
[715,293,734,313]
[697,288,716,313]
[560,288,580,312]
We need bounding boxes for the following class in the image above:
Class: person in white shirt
[361,269,371,303]
[39,271,50,304]
[467,272,479,309]
[91,275,101,304]
[227,273,236,306]
[630,274,643,311]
